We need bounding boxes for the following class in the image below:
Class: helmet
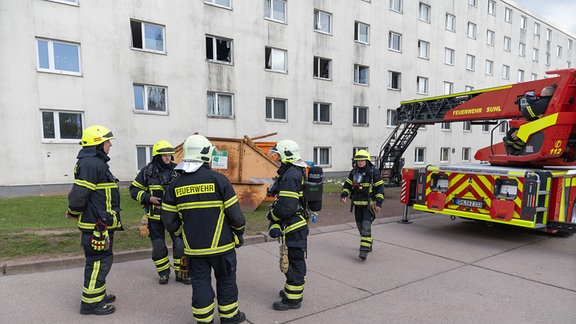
[182,134,214,162]
[81,125,114,146]
[153,140,174,156]
[270,139,301,163]
[354,149,371,161]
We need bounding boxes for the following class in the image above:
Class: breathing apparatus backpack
[303,166,323,212]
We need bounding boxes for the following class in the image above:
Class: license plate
[453,198,484,208]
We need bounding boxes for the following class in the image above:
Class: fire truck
[378,68,576,235]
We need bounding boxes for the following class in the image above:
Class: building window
[390,0,402,13]
[441,122,451,131]
[389,31,402,51]
[313,57,331,79]
[354,21,370,44]
[482,123,490,132]
[463,121,471,132]
[503,36,511,52]
[545,53,551,66]
[465,85,474,92]
[415,147,425,164]
[133,84,167,113]
[46,0,78,5]
[388,71,401,90]
[557,46,563,58]
[502,65,510,79]
[569,39,573,51]
[265,47,287,72]
[444,47,455,65]
[205,0,231,9]
[520,16,527,30]
[440,147,450,163]
[313,102,331,124]
[531,73,538,81]
[443,82,453,95]
[417,76,428,94]
[466,55,475,71]
[504,8,512,23]
[485,59,494,75]
[264,0,286,23]
[387,109,397,127]
[532,48,539,62]
[207,91,233,117]
[41,110,83,143]
[487,0,495,15]
[519,42,526,57]
[418,40,429,59]
[468,0,477,7]
[499,122,506,133]
[517,69,525,82]
[467,22,476,39]
[36,38,81,75]
[130,20,165,53]
[313,147,331,166]
[445,13,455,32]
[462,147,471,162]
[534,22,540,35]
[353,106,368,126]
[419,3,431,23]
[206,35,233,64]
[486,30,495,46]
[314,9,332,34]
[136,146,153,171]
[354,64,369,85]
[266,98,287,121]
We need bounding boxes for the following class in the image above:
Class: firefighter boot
[80,304,116,315]
[220,311,246,324]
[279,290,304,302]
[105,294,116,303]
[359,250,368,261]
[159,275,169,284]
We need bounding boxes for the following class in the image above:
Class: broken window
[206,36,233,63]
[313,57,331,79]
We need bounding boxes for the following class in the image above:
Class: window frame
[314,9,332,34]
[388,70,401,90]
[503,36,511,52]
[133,84,168,114]
[462,147,471,162]
[40,109,84,143]
[504,7,512,23]
[313,102,332,124]
[417,76,428,94]
[354,21,370,44]
[419,3,431,23]
[205,35,233,64]
[36,38,81,75]
[414,147,426,164]
[265,46,287,72]
[130,20,166,54]
[467,22,477,39]
[264,0,287,23]
[519,42,526,57]
[353,106,369,126]
[313,56,332,80]
[204,0,232,9]
[387,109,397,127]
[444,47,455,65]
[388,31,402,52]
[440,147,450,163]
[502,65,510,80]
[445,13,456,32]
[313,147,331,167]
[463,121,472,132]
[207,91,234,118]
[466,54,475,71]
[485,59,494,75]
[354,64,370,85]
[46,0,78,5]
[486,29,495,46]
[418,40,429,59]
[266,97,287,121]
[136,145,154,171]
[488,0,496,16]
[389,0,403,13]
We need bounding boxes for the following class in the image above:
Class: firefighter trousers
[80,231,114,310]
[354,206,374,252]
[188,250,240,323]
[282,246,307,303]
[149,219,183,277]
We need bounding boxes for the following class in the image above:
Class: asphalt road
[1,213,575,324]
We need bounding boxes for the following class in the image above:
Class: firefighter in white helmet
[162,134,246,324]
[340,149,385,261]
[267,139,310,311]
[130,140,190,285]
[66,125,122,315]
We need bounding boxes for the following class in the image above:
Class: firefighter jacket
[268,163,309,247]
[521,95,552,120]
[341,164,385,207]
[67,146,123,232]
[130,157,179,221]
[162,164,245,257]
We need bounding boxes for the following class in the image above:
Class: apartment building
[0,0,574,190]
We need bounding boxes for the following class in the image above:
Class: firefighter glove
[279,240,289,274]
[369,202,379,215]
[138,214,149,238]
[234,233,244,248]
[178,256,189,280]
[91,219,110,251]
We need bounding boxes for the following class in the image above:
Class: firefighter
[65,125,122,315]
[267,139,310,311]
[340,149,384,261]
[162,134,246,324]
[130,140,190,285]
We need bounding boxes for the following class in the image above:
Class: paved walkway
[1,214,575,323]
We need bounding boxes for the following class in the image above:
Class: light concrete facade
[0,0,574,189]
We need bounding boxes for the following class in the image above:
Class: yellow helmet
[182,134,215,162]
[354,149,371,161]
[153,140,174,156]
[81,125,114,146]
[270,139,301,163]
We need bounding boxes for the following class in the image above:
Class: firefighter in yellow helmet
[340,149,385,261]
[66,125,122,315]
[267,139,310,311]
[130,140,190,285]
[162,134,246,323]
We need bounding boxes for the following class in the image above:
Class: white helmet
[182,134,215,163]
[270,139,301,164]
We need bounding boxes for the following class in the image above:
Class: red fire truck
[378,68,576,235]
